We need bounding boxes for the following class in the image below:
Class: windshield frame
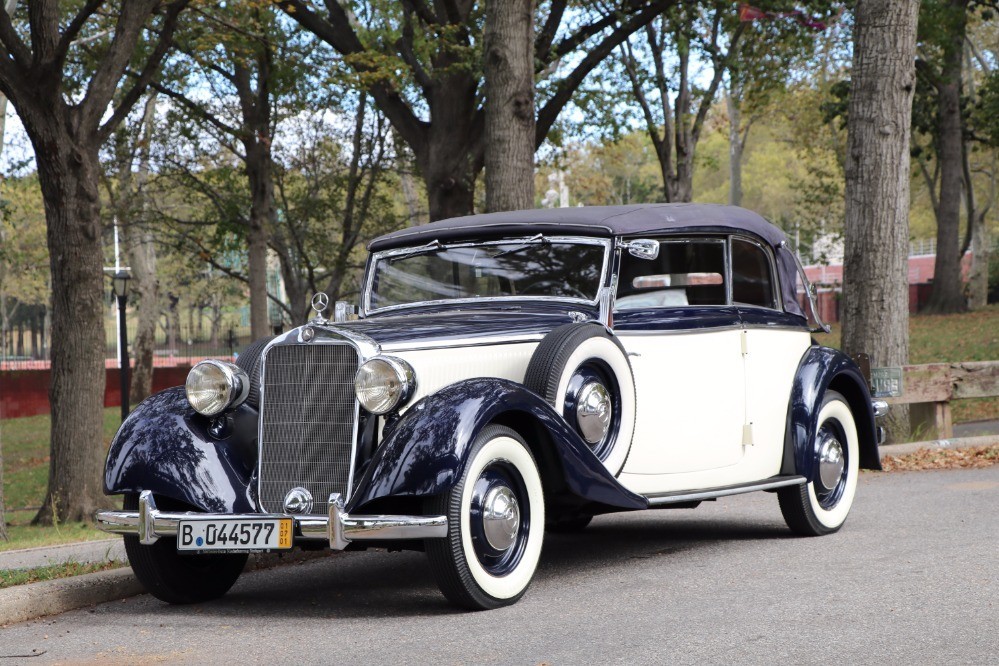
[361,235,613,316]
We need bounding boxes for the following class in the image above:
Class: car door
[730,236,812,480]
[613,237,747,493]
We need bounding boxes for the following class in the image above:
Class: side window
[731,238,776,309]
[617,239,727,310]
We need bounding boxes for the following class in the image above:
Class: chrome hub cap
[576,381,612,444]
[482,485,520,551]
[817,434,845,491]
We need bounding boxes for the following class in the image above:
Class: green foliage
[0,176,49,310]
[973,71,999,148]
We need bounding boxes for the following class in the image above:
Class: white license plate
[177,518,293,552]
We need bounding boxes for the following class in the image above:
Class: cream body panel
[619,329,746,476]
[616,326,811,495]
[393,342,539,413]
[743,328,811,475]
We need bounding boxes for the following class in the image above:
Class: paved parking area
[2,466,997,664]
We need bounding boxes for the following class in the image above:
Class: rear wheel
[778,391,860,536]
[122,494,247,604]
[424,425,545,610]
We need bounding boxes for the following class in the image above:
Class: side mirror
[626,239,660,261]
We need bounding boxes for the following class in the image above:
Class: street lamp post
[111,270,131,421]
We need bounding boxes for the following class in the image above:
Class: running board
[644,476,806,506]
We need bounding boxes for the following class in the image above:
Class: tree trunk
[484,0,536,212]
[0,0,16,540]
[166,295,179,358]
[245,152,272,337]
[726,87,744,207]
[31,131,109,524]
[924,0,969,314]
[968,212,989,309]
[400,168,423,226]
[276,251,309,325]
[127,93,159,404]
[420,97,479,221]
[841,0,919,443]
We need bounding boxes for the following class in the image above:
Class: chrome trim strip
[615,324,746,336]
[380,333,546,352]
[257,331,365,513]
[614,323,808,336]
[644,476,806,506]
[95,490,448,549]
[362,236,613,317]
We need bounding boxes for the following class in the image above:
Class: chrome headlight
[186,360,250,416]
[354,356,415,415]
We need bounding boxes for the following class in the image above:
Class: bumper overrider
[96,490,448,550]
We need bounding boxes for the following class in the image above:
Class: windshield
[367,238,608,311]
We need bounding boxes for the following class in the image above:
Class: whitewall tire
[424,425,545,610]
[778,391,860,536]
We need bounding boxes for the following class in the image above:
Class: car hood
[332,309,583,349]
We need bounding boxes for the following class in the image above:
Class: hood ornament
[311,292,330,324]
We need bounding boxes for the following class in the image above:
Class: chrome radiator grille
[258,343,359,515]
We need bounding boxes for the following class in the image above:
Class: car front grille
[258,342,359,516]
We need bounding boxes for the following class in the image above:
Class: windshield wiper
[388,239,447,263]
[490,233,550,258]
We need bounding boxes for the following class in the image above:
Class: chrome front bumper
[96,490,448,550]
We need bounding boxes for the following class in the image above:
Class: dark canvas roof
[368,204,789,251]
[368,204,810,321]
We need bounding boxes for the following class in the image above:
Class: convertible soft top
[369,204,809,320]
[368,204,788,251]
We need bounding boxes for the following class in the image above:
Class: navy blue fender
[782,345,881,480]
[347,378,648,513]
[103,387,258,513]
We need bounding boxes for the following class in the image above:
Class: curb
[879,434,999,459]
[0,567,143,627]
[0,548,334,627]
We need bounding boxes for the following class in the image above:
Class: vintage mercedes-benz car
[98,204,886,610]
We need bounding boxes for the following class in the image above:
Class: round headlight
[186,360,249,416]
[354,356,415,415]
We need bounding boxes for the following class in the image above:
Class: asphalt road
[2,466,997,665]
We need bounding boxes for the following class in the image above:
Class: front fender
[103,387,258,513]
[783,346,880,481]
[348,378,647,512]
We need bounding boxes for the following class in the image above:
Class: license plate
[177,518,293,552]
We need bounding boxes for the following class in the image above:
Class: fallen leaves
[881,445,999,472]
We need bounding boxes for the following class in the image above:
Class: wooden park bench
[884,361,999,439]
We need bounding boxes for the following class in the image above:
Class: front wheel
[778,391,860,536]
[122,494,247,604]
[424,425,545,610]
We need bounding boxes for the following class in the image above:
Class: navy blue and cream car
[98,204,886,610]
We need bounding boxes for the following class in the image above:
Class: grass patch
[818,304,999,423]
[1,408,120,550]
[0,560,123,589]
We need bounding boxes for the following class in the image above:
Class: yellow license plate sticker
[278,518,292,548]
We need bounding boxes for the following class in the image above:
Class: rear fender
[348,378,647,513]
[782,346,881,480]
[103,387,258,513]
